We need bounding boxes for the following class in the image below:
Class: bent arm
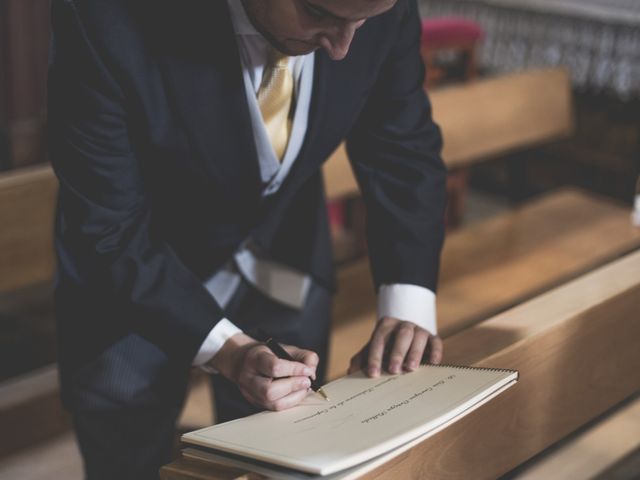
[49,0,224,368]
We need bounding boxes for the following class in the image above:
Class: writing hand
[209,333,319,411]
[347,317,443,377]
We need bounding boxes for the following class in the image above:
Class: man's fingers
[428,335,444,364]
[244,375,309,406]
[234,342,318,411]
[266,384,312,411]
[387,322,416,374]
[252,349,314,378]
[404,329,429,371]
[282,345,319,379]
[348,346,367,374]
[251,375,311,407]
[367,318,398,377]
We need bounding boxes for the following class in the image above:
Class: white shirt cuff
[377,284,438,336]
[192,318,243,369]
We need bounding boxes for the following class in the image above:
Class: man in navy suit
[48,0,446,478]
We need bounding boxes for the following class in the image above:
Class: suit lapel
[300,51,331,170]
[292,23,382,188]
[276,48,359,198]
[158,0,262,210]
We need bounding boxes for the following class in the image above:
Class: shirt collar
[226,0,260,36]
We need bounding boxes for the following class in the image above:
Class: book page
[183,365,518,476]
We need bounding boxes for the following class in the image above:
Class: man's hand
[209,333,319,411]
[348,317,443,377]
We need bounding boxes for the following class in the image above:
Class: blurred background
[0,0,638,479]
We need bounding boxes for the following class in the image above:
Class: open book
[182,364,518,478]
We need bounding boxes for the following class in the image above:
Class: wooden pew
[511,391,640,479]
[0,164,67,457]
[0,164,57,293]
[364,250,640,479]
[328,188,640,379]
[160,250,640,479]
[0,366,69,458]
[323,68,574,200]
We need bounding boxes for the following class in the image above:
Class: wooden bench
[160,249,640,479]
[364,249,640,479]
[328,187,640,380]
[511,391,640,479]
[0,366,68,458]
[0,164,66,457]
[0,164,57,294]
[323,68,574,225]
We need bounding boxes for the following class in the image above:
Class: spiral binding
[425,362,519,377]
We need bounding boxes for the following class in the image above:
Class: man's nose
[320,20,365,61]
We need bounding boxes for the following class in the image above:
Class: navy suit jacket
[48,0,446,410]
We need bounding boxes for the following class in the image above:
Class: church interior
[0,0,639,478]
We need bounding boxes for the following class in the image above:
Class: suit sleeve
[48,0,224,367]
[346,0,447,293]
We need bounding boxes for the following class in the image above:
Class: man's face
[241,0,398,60]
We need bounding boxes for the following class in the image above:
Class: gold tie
[257,46,294,161]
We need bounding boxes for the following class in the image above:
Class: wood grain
[322,68,573,200]
[0,365,70,458]
[327,188,640,379]
[512,393,640,479]
[433,67,574,169]
[160,457,263,480]
[363,250,640,479]
[0,164,57,293]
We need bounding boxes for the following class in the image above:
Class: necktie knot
[267,46,289,70]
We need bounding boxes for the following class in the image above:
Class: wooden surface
[438,188,640,335]
[432,67,573,169]
[0,365,70,457]
[161,457,262,480]
[323,68,573,200]
[161,250,640,479]
[363,250,640,479]
[0,432,82,480]
[513,392,640,479]
[0,164,57,293]
[327,188,640,379]
[0,165,65,454]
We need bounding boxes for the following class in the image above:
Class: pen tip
[318,388,330,401]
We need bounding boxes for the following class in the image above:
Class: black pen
[257,329,330,401]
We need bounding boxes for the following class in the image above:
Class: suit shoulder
[53,0,133,29]
[53,0,156,73]
[52,0,146,51]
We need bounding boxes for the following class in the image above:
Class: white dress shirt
[193,0,438,368]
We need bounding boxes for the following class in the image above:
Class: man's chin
[278,40,319,57]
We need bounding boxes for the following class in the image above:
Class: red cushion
[327,200,345,227]
[421,18,484,48]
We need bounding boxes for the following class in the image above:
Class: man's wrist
[194,318,243,367]
[378,284,438,335]
[207,332,257,379]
